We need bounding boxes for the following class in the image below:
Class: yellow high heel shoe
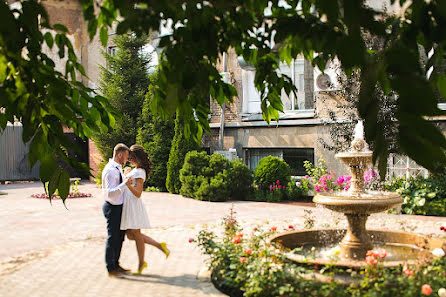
[160,242,170,259]
[134,261,148,275]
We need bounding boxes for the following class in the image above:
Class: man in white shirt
[102,143,133,277]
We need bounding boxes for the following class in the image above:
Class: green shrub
[389,175,446,216]
[254,156,291,188]
[208,171,230,202]
[179,151,210,198]
[253,156,291,202]
[303,157,330,182]
[286,178,311,200]
[180,151,230,202]
[208,153,230,176]
[228,159,254,200]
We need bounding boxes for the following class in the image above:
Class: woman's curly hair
[129,145,152,180]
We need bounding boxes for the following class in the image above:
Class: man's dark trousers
[103,201,125,272]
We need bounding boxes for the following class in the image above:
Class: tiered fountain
[271,121,445,271]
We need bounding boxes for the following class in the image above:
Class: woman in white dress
[121,145,170,274]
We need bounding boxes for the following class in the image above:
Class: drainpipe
[219,52,227,150]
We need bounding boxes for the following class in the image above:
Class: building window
[241,58,314,114]
[278,59,306,111]
[246,148,314,176]
[387,154,428,179]
[107,46,118,56]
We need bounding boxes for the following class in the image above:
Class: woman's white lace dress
[120,168,151,230]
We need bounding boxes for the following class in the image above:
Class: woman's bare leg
[141,233,164,252]
[129,229,145,269]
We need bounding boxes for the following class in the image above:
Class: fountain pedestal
[340,214,372,259]
[313,125,402,261]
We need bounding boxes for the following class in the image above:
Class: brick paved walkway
[0,182,445,297]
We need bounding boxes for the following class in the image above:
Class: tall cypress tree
[93,34,150,160]
[166,113,200,194]
[137,80,175,191]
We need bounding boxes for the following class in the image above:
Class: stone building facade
[203,49,353,176]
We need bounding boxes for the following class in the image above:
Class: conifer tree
[137,80,175,191]
[93,34,151,160]
[166,113,200,194]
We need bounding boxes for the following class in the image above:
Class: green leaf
[437,75,446,99]
[100,26,108,47]
[39,154,57,182]
[58,170,70,201]
[90,107,100,123]
[417,198,426,207]
[48,168,61,199]
[427,192,436,198]
[53,24,68,33]
[44,32,53,48]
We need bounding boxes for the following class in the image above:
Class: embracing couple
[102,143,170,277]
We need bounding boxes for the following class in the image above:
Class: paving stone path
[0,182,444,297]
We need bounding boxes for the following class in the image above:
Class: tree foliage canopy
[2,0,446,201]
[78,0,446,175]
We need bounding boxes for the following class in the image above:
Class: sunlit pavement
[0,182,444,297]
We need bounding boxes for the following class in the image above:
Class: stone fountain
[271,121,445,271]
[313,120,402,259]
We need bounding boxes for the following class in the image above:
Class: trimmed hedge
[180,151,254,201]
[254,156,291,188]
[180,151,230,201]
[228,159,254,200]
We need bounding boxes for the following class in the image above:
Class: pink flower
[336,177,344,186]
[296,181,301,187]
[232,235,242,244]
[315,187,321,193]
[404,268,414,276]
[344,185,350,191]
[323,187,329,192]
[365,256,378,266]
[283,186,285,189]
[276,180,280,184]
[269,186,273,190]
[422,284,432,296]
[239,257,247,263]
[304,175,309,179]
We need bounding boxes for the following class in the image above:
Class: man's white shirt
[102,159,127,205]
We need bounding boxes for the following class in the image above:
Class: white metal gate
[0,125,40,181]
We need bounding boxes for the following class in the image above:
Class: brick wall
[88,139,102,181]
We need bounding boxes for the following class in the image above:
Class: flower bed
[31,192,92,199]
[195,210,446,297]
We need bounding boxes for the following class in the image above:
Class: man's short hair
[113,143,129,156]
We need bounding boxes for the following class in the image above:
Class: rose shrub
[196,211,446,297]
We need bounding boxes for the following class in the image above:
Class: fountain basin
[271,229,446,269]
[313,192,402,214]
[313,192,403,259]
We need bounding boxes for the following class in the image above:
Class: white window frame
[241,58,312,115]
[387,154,429,179]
